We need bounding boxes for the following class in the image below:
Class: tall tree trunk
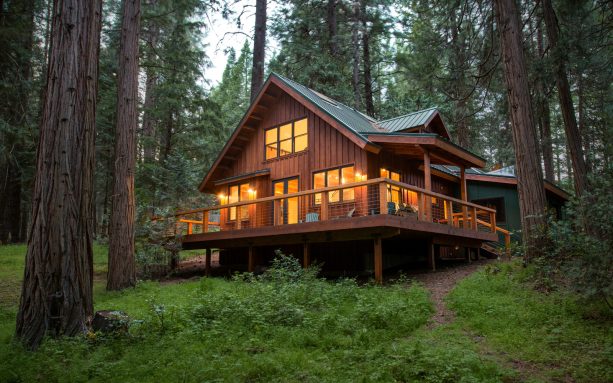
[107,0,140,291]
[250,0,266,102]
[360,0,374,116]
[495,0,548,262]
[541,0,589,196]
[351,0,361,109]
[142,0,159,163]
[16,0,102,350]
[577,73,592,173]
[327,0,339,57]
[450,3,470,149]
[536,18,555,181]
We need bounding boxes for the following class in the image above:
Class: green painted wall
[467,182,522,234]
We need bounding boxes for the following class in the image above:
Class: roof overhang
[465,174,571,201]
[364,133,486,168]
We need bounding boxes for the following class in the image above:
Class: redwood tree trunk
[351,0,361,109]
[361,0,374,116]
[107,0,140,291]
[142,0,159,164]
[250,0,266,102]
[495,0,547,262]
[536,18,554,182]
[327,0,339,57]
[16,0,102,349]
[541,0,589,196]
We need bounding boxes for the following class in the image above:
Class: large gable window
[265,118,308,160]
[380,168,401,205]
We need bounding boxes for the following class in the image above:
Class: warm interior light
[341,177,346,184]
[247,188,255,194]
[218,193,226,201]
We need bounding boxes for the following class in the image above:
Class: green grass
[0,245,610,382]
[448,262,613,382]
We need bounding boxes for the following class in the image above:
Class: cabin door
[273,177,299,225]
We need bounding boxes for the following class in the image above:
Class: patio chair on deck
[387,202,397,215]
[305,212,319,222]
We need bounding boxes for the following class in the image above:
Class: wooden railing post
[321,191,329,220]
[188,222,193,235]
[379,181,388,215]
[273,199,281,225]
[202,211,209,233]
[472,207,478,231]
[418,192,424,220]
[490,211,496,233]
[446,201,453,226]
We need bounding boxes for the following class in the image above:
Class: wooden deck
[170,178,501,269]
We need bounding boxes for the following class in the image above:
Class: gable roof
[199,73,484,192]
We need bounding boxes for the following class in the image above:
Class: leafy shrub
[534,168,613,307]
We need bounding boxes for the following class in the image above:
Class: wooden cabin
[176,73,503,282]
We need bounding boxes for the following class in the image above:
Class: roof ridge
[379,107,438,124]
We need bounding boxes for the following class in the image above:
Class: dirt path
[411,258,493,327]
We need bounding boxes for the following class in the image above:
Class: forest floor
[0,244,611,382]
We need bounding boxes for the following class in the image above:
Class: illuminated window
[265,118,308,159]
[313,165,356,204]
[380,168,401,206]
[224,182,253,221]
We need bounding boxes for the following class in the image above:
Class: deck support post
[374,237,383,284]
[427,240,436,272]
[248,246,255,272]
[205,248,211,276]
[460,166,468,228]
[423,148,432,221]
[466,247,472,264]
[303,242,310,268]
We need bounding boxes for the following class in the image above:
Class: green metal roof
[378,107,438,132]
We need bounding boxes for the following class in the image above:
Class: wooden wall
[215,91,456,227]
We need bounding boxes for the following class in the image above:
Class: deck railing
[169,178,498,237]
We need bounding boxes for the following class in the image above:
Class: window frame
[312,165,356,205]
[221,182,254,221]
[264,117,308,160]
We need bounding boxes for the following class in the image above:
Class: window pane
[391,186,400,204]
[391,171,400,181]
[239,184,250,201]
[327,169,340,187]
[229,186,239,203]
[279,139,292,156]
[266,143,278,160]
[314,192,322,205]
[380,168,388,178]
[329,190,340,203]
[341,166,354,184]
[274,182,285,195]
[343,188,354,201]
[313,172,325,189]
[294,134,308,152]
[265,128,277,145]
[287,179,299,193]
[279,123,292,140]
[294,118,307,136]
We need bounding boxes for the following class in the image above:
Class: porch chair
[387,202,397,215]
[305,212,319,222]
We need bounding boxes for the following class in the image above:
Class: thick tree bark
[16,0,102,349]
[351,0,361,109]
[360,0,374,116]
[536,18,555,182]
[541,0,589,196]
[495,0,547,262]
[250,0,266,102]
[142,0,159,164]
[107,0,140,291]
[327,0,339,57]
